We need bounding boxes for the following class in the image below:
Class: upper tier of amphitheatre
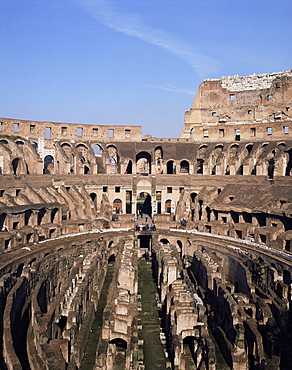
[1,70,292,143]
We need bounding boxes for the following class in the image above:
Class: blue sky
[0,0,291,138]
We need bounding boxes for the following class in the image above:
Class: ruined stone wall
[0,232,126,369]
[182,70,292,142]
[0,117,142,142]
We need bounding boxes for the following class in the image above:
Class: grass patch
[138,259,165,369]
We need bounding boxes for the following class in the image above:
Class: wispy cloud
[145,84,196,95]
[75,0,219,77]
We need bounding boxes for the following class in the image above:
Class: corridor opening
[136,192,152,216]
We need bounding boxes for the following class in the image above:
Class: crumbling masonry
[0,70,292,369]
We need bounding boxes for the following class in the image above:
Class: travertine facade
[0,70,292,369]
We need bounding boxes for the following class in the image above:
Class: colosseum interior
[0,70,292,370]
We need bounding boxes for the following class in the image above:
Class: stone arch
[113,198,122,214]
[160,238,170,245]
[76,143,88,151]
[198,144,208,157]
[12,158,20,175]
[84,165,90,174]
[108,241,114,248]
[44,155,54,174]
[109,337,127,349]
[214,143,224,151]
[154,146,163,174]
[167,160,176,174]
[91,143,103,156]
[180,160,189,174]
[245,143,253,155]
[136,151,151,174]
[30,141,37,149]
[89,192,97,208]
[107,145,118,174]
[165,199,172,214]
[0,139,8,145]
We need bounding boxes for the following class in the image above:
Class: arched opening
[177,240,183,257]
[246,144,253,155]
[107,145,118,174]
[165,199,172,214]
[51,208,58,223]
[0,139,8,145]
[37,208,46,225]
[56,316,67,335]
[136,192,151,216]
[0,213,7,230]
[76,143,88,151]
[156,191,161,214]
[198,144,208,157]
[43,155,54,174]
[113,198,122,214]
[108,254,116,263]
[136,152,151,174]
[198,200,203,220]
[24,210,32,226]
[154,146,163,174]
[84,165,90,174]
[125,159,132,174]
[268,158,275,179]
[167,160,176,174]
[180,160,189,174]
[12,158,20,175]
[91,144,102,156]
[109,338,127,368]
[30,141,37,149]
[190,192,197,220]
[183,336,197,364]
[196,158,204,174]
[90,193,97,209]
[160,238,170,245]
[109,157,117,174]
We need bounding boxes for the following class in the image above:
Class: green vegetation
[138,259,165,369]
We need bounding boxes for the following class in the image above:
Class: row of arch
[2,138,292,176]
